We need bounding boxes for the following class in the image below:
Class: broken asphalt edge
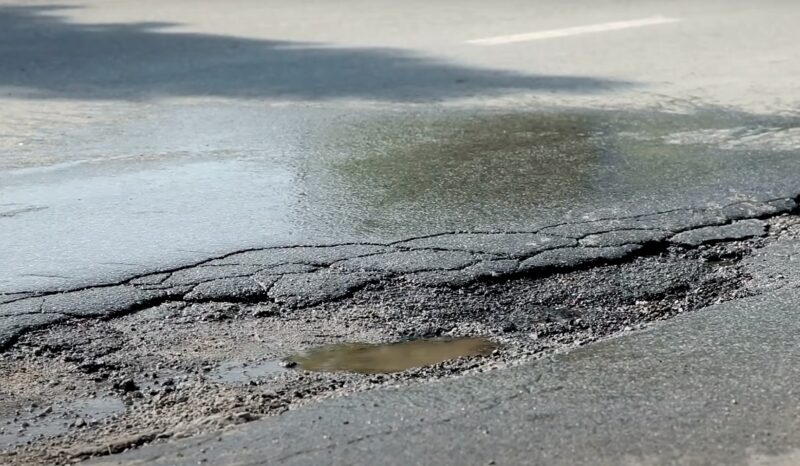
[1,193,798,350]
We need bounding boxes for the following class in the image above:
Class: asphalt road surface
[2,0,800,293]
[2,0,800,464]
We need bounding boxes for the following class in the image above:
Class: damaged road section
[0,196,796,350]
[1,204,800,464]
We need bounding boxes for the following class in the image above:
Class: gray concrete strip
[89,286,800,466]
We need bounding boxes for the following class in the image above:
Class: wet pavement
[3,0,800,464]
[3,106,800,293]
[3,0,800,293]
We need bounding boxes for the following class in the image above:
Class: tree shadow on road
[0,4,632,102]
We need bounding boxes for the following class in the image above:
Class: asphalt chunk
[268,271,383,307]
[518,245,641,273]
[183,276,275,302]
[670,219,767,246]
[394,233,575,257]
[41,286,166,318]
[332,250,481,274]
[404,259,519,287]
[207,245,389,267]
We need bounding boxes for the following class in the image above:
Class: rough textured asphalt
[1,215,793,465]
[2,1,800,464]
[87,237,800,466]
[1,199,793,350]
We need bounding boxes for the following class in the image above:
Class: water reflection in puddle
[290,337,497,374]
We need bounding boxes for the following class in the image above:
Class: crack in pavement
[0,205,48,219]
[2,195,798,350]
[6,213,800,466]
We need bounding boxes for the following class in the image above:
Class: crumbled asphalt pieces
[1,199,799,465]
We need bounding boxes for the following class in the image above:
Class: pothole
[6,216,800,466]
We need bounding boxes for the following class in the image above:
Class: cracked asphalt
[4,0,800,294]
[2,213,799,465]
[3,0,800,464]
[90,276,800,466]
[1,198,793,350]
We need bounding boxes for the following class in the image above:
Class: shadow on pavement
[0,4,632,102]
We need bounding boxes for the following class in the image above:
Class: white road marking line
[466,15,681,45]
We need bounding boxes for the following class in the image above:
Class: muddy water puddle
[289,337,497,374]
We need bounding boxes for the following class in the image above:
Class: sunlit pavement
[2,0,799,293]
[2,1,800,464]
